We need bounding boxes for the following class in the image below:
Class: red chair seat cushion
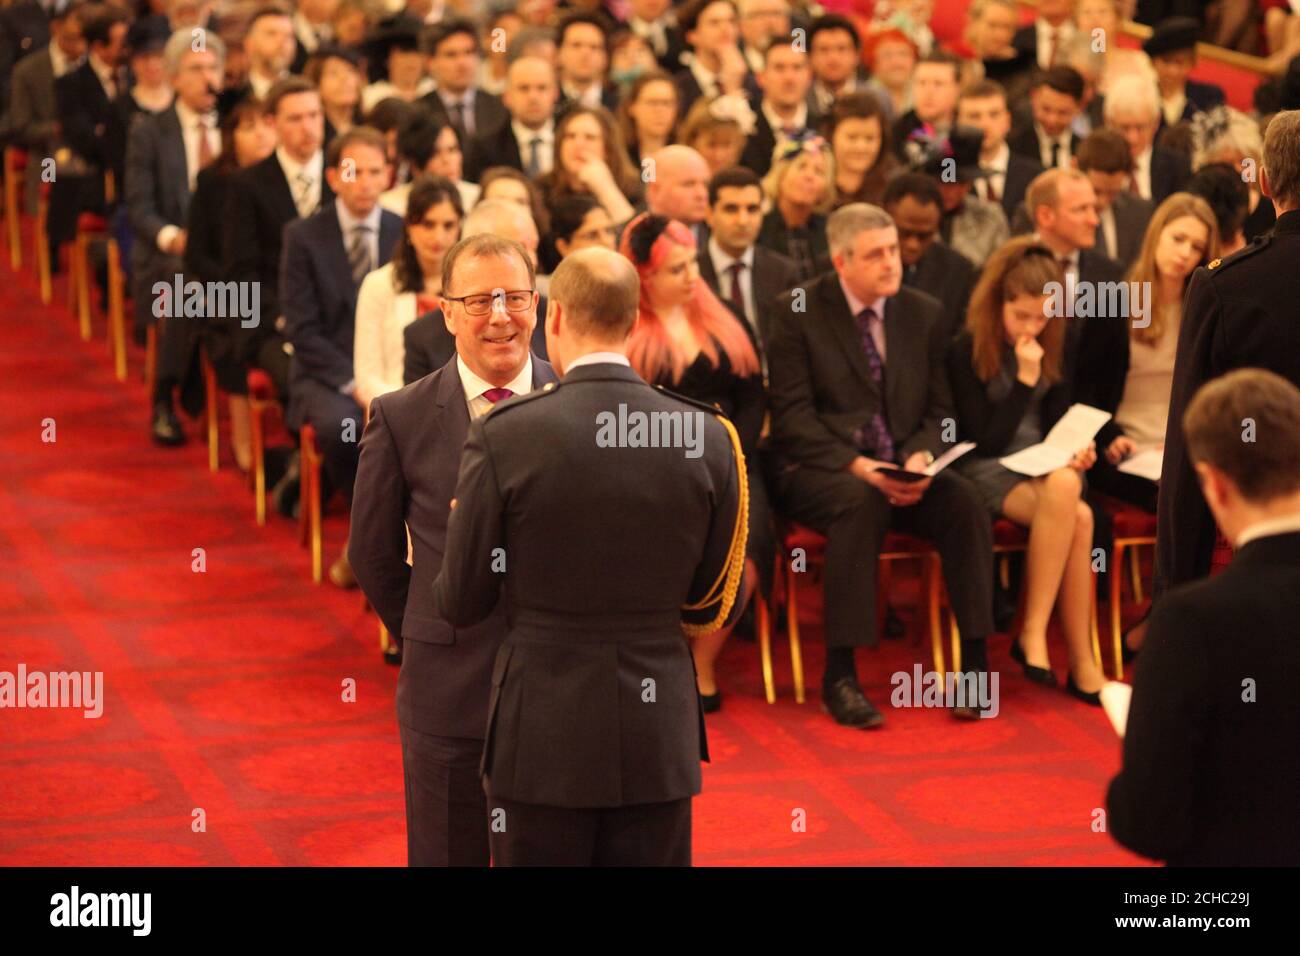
[76,212,108,232]
[7,148,28,172]
[246,369,278,402]
[993,518,1028,548]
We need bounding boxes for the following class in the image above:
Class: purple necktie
[852,307,895,463]
[482,388,514,404]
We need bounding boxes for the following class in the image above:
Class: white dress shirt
[512,118,555,176]
[762,99,808,138]
[353,262,420,408]
[293,12,331,54]
[1131,146,1154,200]
[708,237,757,334]
[48,41,80,79]
[567,352,632,372]
[458,354,535,419]
[1099,204,1119,261]
[976,142,1010,204]
[249,70,283,100]
[1036,122,1072,170]
[361,78,436,113]
[687,54,725,100]
[1035,19,1076,70]
[88,52,118,100]
[1236,513,1300,549]
[278,146,324,218]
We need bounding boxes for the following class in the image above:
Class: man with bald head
[465,56,560,181]
[647,144,713,242]
[402,199,548,382]
[434,247,747,865]
[350,234,557,866]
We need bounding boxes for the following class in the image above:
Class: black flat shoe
[700,690,722,713]
[1065,674,1102,706]
[821,677,884,729]
[150,403,185,446]
[1009,637,1057,686]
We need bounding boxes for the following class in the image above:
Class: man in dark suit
[957,79,1043,222]
[350,233,557,866]
[1144,16,1226,138]
[0,0,50,127]
[218,6,293,112]
[1155,111,1300,599]
[433,245,746,866]
[881,173,976,342]
[1011,0,1076,73]
[1076,128,1154,268]
[1008,66,1083,172]
[1104,73,1191,204]
[126,28,226,447]
[738,42,819,178]
[289,0,335,75]
[418,18,507,172]
[553,12,620,116]
[700,166,798,356]
[766,202,995,727]
[673,0,757,106]
[627,0,688,72]
[806,12,869,115]
[225,76,333,403]
[645,144,712,245]
[891,50,960,161]
[463,56,558,182]
[282,126,401,584]
[1109,369,1300,865]
[401,198,549,383]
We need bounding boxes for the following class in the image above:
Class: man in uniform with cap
[432,246,747,866]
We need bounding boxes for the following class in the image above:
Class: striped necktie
[348,224,372,286]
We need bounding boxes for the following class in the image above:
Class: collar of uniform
[456,354,533,405]
[1273,209,1300,235]
[567,351,631,371]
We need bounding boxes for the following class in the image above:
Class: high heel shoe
[1065,674,1102,706]
[1009,637,1057,686]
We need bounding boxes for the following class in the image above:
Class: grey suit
[7,44,56,150]
[350,354,558,866]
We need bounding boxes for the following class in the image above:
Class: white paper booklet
[999,404,1112,477]
[1117,447,1163,482]
[1100,681,1132,738]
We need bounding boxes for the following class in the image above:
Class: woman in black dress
[619,213,769,712]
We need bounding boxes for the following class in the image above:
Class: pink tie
[482,388,514,404]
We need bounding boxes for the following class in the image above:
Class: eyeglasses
[443,289,535,316]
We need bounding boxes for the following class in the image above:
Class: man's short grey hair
[1263,110,1300,211]
[827,203,896,256]
[464,198,535,238]
[163,28,226,77]
[1103,74,1160,122]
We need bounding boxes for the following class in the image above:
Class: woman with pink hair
[619,213,771,712]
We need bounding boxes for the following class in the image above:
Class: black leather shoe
[1009,637,1057,686]
[821,677,884,729]
[271,452,301,520]
[151,403,185,446]
[1065,674,1102,706]
[700,690,722,713]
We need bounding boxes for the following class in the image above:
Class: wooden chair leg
[785,559,805,704]
[1129,543,1144,603]
[998,553,1010,590]
[1111,541,1125,681]
[250,401,267,526]
[36,201,51,305]
[203,357,219,472]
[927,552,945,674]
[310,471,323,584]
[108,240,126,381]
[4,157,20,270]
[75,235,92,335]
[757,584,775,704]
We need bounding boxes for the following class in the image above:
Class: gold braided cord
[682,413,749,637]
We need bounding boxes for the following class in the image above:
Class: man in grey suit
[433,246,747,866]
[350,234,557,866]
[126,28,225,447]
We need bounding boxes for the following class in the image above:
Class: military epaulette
[1206,233,1271,272]
[483,381,559,418]
[653,383,726,418]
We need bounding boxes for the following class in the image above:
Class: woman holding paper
[1075,193,1219,513]
[947,237,1106,705]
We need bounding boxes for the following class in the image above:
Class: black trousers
[293,380,363,501]
[487,795,692,866]
[398,723,490,867]
[774,466,994,650]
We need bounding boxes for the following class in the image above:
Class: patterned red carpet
[0,261,1147,867]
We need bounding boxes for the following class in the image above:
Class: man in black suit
[627,0,688,72]
[1104,73,1191,204]
[554,12,620,116]
[807,12,869,115]
[0,0,50,126]
[1008,65,1083,171]
[673,0,756,106]
[463,56,558,182]
[881,173,977,342]
[402,198,548,383]
[1011,0,1076,73]
[1109,369,1300,865]
[738,42,818,178]
[418,18,507,172]
[957,79,1043,222]
[892,50,960,161]
[1144,16,1226,138]
[289,0,336,75]
[219,6,294,112]
[226,76,333,402]
[433,245,746,866]
[283,126,402,584]
[1076,128,1154,268]
[766,202,995,727]
[1155,110,1300,599]
[350,233,557,866]
[126,28,226,446]
[645,144,712,245]
[700,166,798,356]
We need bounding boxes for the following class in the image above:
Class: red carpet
[0,257,1148,866]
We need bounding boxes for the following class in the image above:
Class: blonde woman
[757,135,836,281]
[1075,192,1218,513]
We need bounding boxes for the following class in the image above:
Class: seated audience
[305,46,362,144]
[676,94,751,175]
[1072,127,1154,267]
[1076,193,1218,513]
[825,91,896,208]
[616,68,679,170]
[860,26,916,123]
[739,41,818,178]
[673,0,752,105]
[551,194,619,258]
[381,112,478,216]
[961,0,1035,98]
[464,55,560,181]
[1185,162,1249,256]
[921,125,1011,267]
[1012,0,1077,72]
[757,134,835,282]
[1008,65,1083,170]
[767,202,995,727]
[1075,0,1155,95]
[120,18,172,119]
[418,17,508,171]
[946,236,1104,704]
[645,143,712,243]
[1143,15,1225,135]
[360,17,431,113]
[808,13,867,114]
[619,211,767,710]
[1104,73,1191,204]
[1190,105,1275,242]
[554,11,620,114]
[957,78,1042,222]
[891,49,960,159]
[537,104,641,227]
[281,126,402,586]
[355,175,463,410]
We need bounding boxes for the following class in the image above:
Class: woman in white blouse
[354,175,464,409]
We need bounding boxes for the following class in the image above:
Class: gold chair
[3,146,26,270]
[298,423,324,584]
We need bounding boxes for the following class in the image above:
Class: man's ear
[324,166,341,195]
[1259,165,1273,201]
[546,298,561,336]
[1195,460,1228,512]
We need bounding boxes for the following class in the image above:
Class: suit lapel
[823,277,876,392]
[882,294,914,421]
[266,156,297,223]
[434,360,471,493]
[161,108,190,216]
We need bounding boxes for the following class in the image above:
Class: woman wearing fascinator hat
[756,133,837,281]
[1189,105,1276,243]
[618,212,771,713]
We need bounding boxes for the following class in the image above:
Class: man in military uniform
[433,247,747,866]
[1155,109,1300,600]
